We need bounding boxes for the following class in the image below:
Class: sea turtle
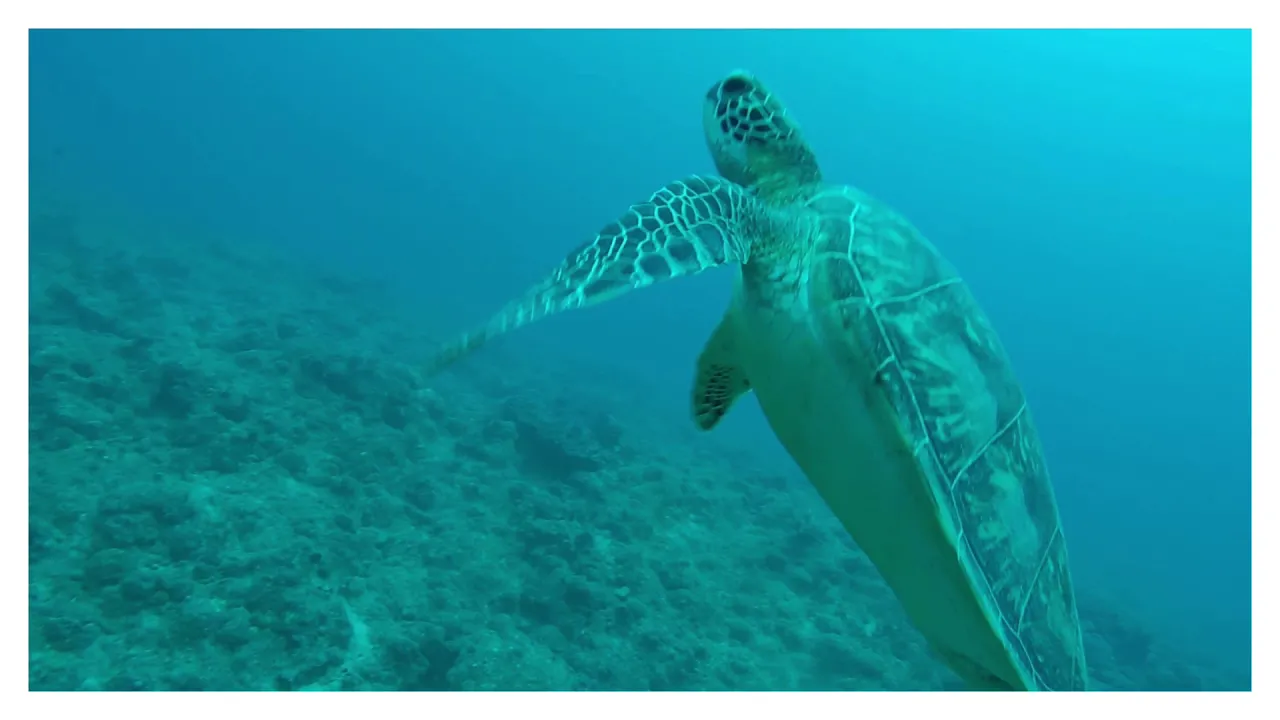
[426,70,1088,691]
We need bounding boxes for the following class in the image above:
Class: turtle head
[702,70,822,203]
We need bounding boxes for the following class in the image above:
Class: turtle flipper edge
[426,175,760,375]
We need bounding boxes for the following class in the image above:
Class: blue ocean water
[28,29,1251,691]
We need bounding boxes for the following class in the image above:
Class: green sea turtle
[426,71,1088,691]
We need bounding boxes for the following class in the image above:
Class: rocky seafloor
[27,200,1245,692]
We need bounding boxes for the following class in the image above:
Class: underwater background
[28,29,1251,691]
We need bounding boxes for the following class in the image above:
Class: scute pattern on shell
[806,185,1085,690]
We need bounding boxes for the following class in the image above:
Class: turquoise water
[28,29,1251,691]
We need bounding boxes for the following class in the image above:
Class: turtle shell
[806,185,1089,691]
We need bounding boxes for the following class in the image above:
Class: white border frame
[11,1,1265,713]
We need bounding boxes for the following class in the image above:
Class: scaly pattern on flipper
[426,176,761,375]
[691,313,752,430]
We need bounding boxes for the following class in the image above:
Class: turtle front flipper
[425,175,764,375]
[691,311,752,431]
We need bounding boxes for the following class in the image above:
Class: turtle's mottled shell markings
[1018,520,1088,689]
[807,186,1084,689]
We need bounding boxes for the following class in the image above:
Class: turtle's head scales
[701,70,821,201]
